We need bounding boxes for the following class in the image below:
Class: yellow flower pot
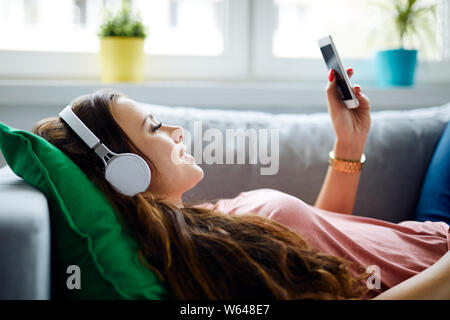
[99,37,145,83]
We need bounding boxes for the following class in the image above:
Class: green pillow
[0,122,170,300]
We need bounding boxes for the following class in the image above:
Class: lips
[177,144,195,164]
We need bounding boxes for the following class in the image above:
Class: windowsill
[1,79,449,114]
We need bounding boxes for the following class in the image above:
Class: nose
[170,126,183,143]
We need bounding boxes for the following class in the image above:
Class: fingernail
[355,85,361,90]
[348,68,353,73]
[328,69,334,82]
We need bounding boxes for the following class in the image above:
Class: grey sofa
[1,102,450,299]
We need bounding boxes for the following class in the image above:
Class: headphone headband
[58,104,151,197]
[59,105,100,149]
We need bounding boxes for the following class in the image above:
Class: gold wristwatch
[328,150,366,173]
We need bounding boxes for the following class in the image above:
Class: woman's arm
[373,251,450,300]
[313,68,371,215]
[314,141,364,214]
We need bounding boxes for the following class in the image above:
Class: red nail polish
[348,68,353,73]
[328,69,334,82]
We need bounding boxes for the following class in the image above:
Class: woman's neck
[163,193,184,208]
[143,191,184,208]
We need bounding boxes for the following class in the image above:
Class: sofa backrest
[144,102,450,223]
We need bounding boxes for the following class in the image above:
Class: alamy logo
[366,265,381,290]
[66,265,81,290]
[171,120,280,175]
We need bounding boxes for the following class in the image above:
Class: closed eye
[152,122,162,132]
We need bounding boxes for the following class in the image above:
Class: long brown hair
[33,89,369,299]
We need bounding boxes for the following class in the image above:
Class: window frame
[0,0,449,83]
[250,0,450,84]
[0,0,249,80]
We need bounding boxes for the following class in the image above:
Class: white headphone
[59,105,151,197]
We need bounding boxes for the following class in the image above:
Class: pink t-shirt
[195,188,450,296]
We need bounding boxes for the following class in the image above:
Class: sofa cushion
[0,122,169,300]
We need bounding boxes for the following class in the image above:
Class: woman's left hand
[326,68,371,159]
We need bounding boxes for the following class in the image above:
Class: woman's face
[109,97,204,204]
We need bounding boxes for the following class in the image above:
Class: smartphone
[318,35,359,109]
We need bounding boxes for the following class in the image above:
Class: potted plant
[374,0,437,87]
[98,2,147,83]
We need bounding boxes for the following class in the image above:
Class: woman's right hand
[326,68,371,159]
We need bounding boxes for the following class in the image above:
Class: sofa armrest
[0,166,51,299]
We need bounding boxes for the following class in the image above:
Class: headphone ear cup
[105,154,151,197]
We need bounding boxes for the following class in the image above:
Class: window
[0,0,449,82]
[0,0,225,55]
[0,0,105,52]
[0,0,248,79]
[272,0,443,60]
[251,0,450,82]
[138,0,225,56]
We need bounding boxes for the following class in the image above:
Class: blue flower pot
[375,49,418,87]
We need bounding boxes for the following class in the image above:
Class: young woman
[33,69,449,300]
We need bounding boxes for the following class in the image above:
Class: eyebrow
[141,114,153,128]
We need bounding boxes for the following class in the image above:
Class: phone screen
[319,44,352,100]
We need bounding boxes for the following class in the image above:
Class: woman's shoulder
[238,188,290,198]
[200,188,312,219]
[230,188,303,207]
[193,188,289,206]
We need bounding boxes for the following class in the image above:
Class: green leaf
[98,4,147,38]
[372,0,439,49]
